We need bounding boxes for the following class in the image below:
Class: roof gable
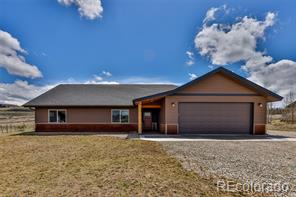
[177,72,257,94]
[134,67,283,102]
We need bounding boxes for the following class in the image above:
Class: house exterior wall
[35,107,138,132]
[177,73,257,94]
[36,107,138,123]
[159,98,166,133]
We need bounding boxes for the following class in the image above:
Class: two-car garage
[178,102,253,134]
[135,67,283,135]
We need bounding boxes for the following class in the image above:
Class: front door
[143,112,152,130]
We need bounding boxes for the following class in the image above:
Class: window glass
[121,110,129,123]
[112,110,120,123]
[58,110,66,123]
[49,110,57,122]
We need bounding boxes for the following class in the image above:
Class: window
[112,110,120,123]
[121,110,129,123]
[58,110,66,123]
[49,110,57,122]
[112,109,129,123]
[48,109,67,123]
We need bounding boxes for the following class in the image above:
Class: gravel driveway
[160,131,296,195]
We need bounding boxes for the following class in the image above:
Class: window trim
[48,109,67,123]
[111,109,130,124]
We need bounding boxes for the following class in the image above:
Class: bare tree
[289,92,295,124]
[283,91,295,123]
[267,102,273,123]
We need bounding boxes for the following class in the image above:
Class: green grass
[0,135,247,196]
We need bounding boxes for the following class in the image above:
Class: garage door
[179,103,253,134]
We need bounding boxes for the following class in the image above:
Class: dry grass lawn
[0,107,34,133]
[0,134,244,196]
[267,119,296,132]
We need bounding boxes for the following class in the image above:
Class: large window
[112,109,129,123]
[48,109,67,123]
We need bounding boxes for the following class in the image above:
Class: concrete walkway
[140,137,296,142]
[140,133,296,142]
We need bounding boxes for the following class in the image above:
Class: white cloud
[84,76,117,84]
[188,73,197,80]
[203,5,228,24]
[203,7,219,23]
[0,81,52,105]
[185,51,195,66]
[186,60,194,66]
[208,65,214,69]
[119,76,177,85]
[83,71,115,84]
[84,80,119,84]
[58,0,103,20]
[93,75,103,81]
[102,70,112,77]
[186,51,194,59]
[195,12,276,66]
[247,60,296,96]
[0,30,42,78]
[195,10,296,98]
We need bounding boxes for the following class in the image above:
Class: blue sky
[0,0,296,104]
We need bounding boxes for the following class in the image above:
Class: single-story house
[24,67,283,135]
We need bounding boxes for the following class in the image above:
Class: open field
[0,134,250,196]
[267,119,296,132]
[0,107,34,133]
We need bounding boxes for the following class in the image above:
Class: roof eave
[22,104,135,107]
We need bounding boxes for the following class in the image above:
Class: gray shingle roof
[24,84,177,107]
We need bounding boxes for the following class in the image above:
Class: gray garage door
[179,103,253,134]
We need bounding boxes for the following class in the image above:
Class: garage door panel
[179,103,252,134]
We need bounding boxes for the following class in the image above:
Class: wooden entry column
[138,101,142,134]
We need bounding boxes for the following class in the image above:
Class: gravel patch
[161,140,296,195]
[268,130,296,138]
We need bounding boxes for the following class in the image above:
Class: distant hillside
[0,104,19,108]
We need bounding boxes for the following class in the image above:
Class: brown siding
[159,98,166,124]
[159,123,165,133]
[35,107,138,124]
[35,108,48,123]
[36,124,137,132]
[166,124,178,134]
[254,124,266,135]
[178,73,257,94]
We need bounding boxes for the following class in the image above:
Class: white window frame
[111,109,130,124]
[48,109,67,123]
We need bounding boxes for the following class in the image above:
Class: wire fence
[0,123,35,133]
